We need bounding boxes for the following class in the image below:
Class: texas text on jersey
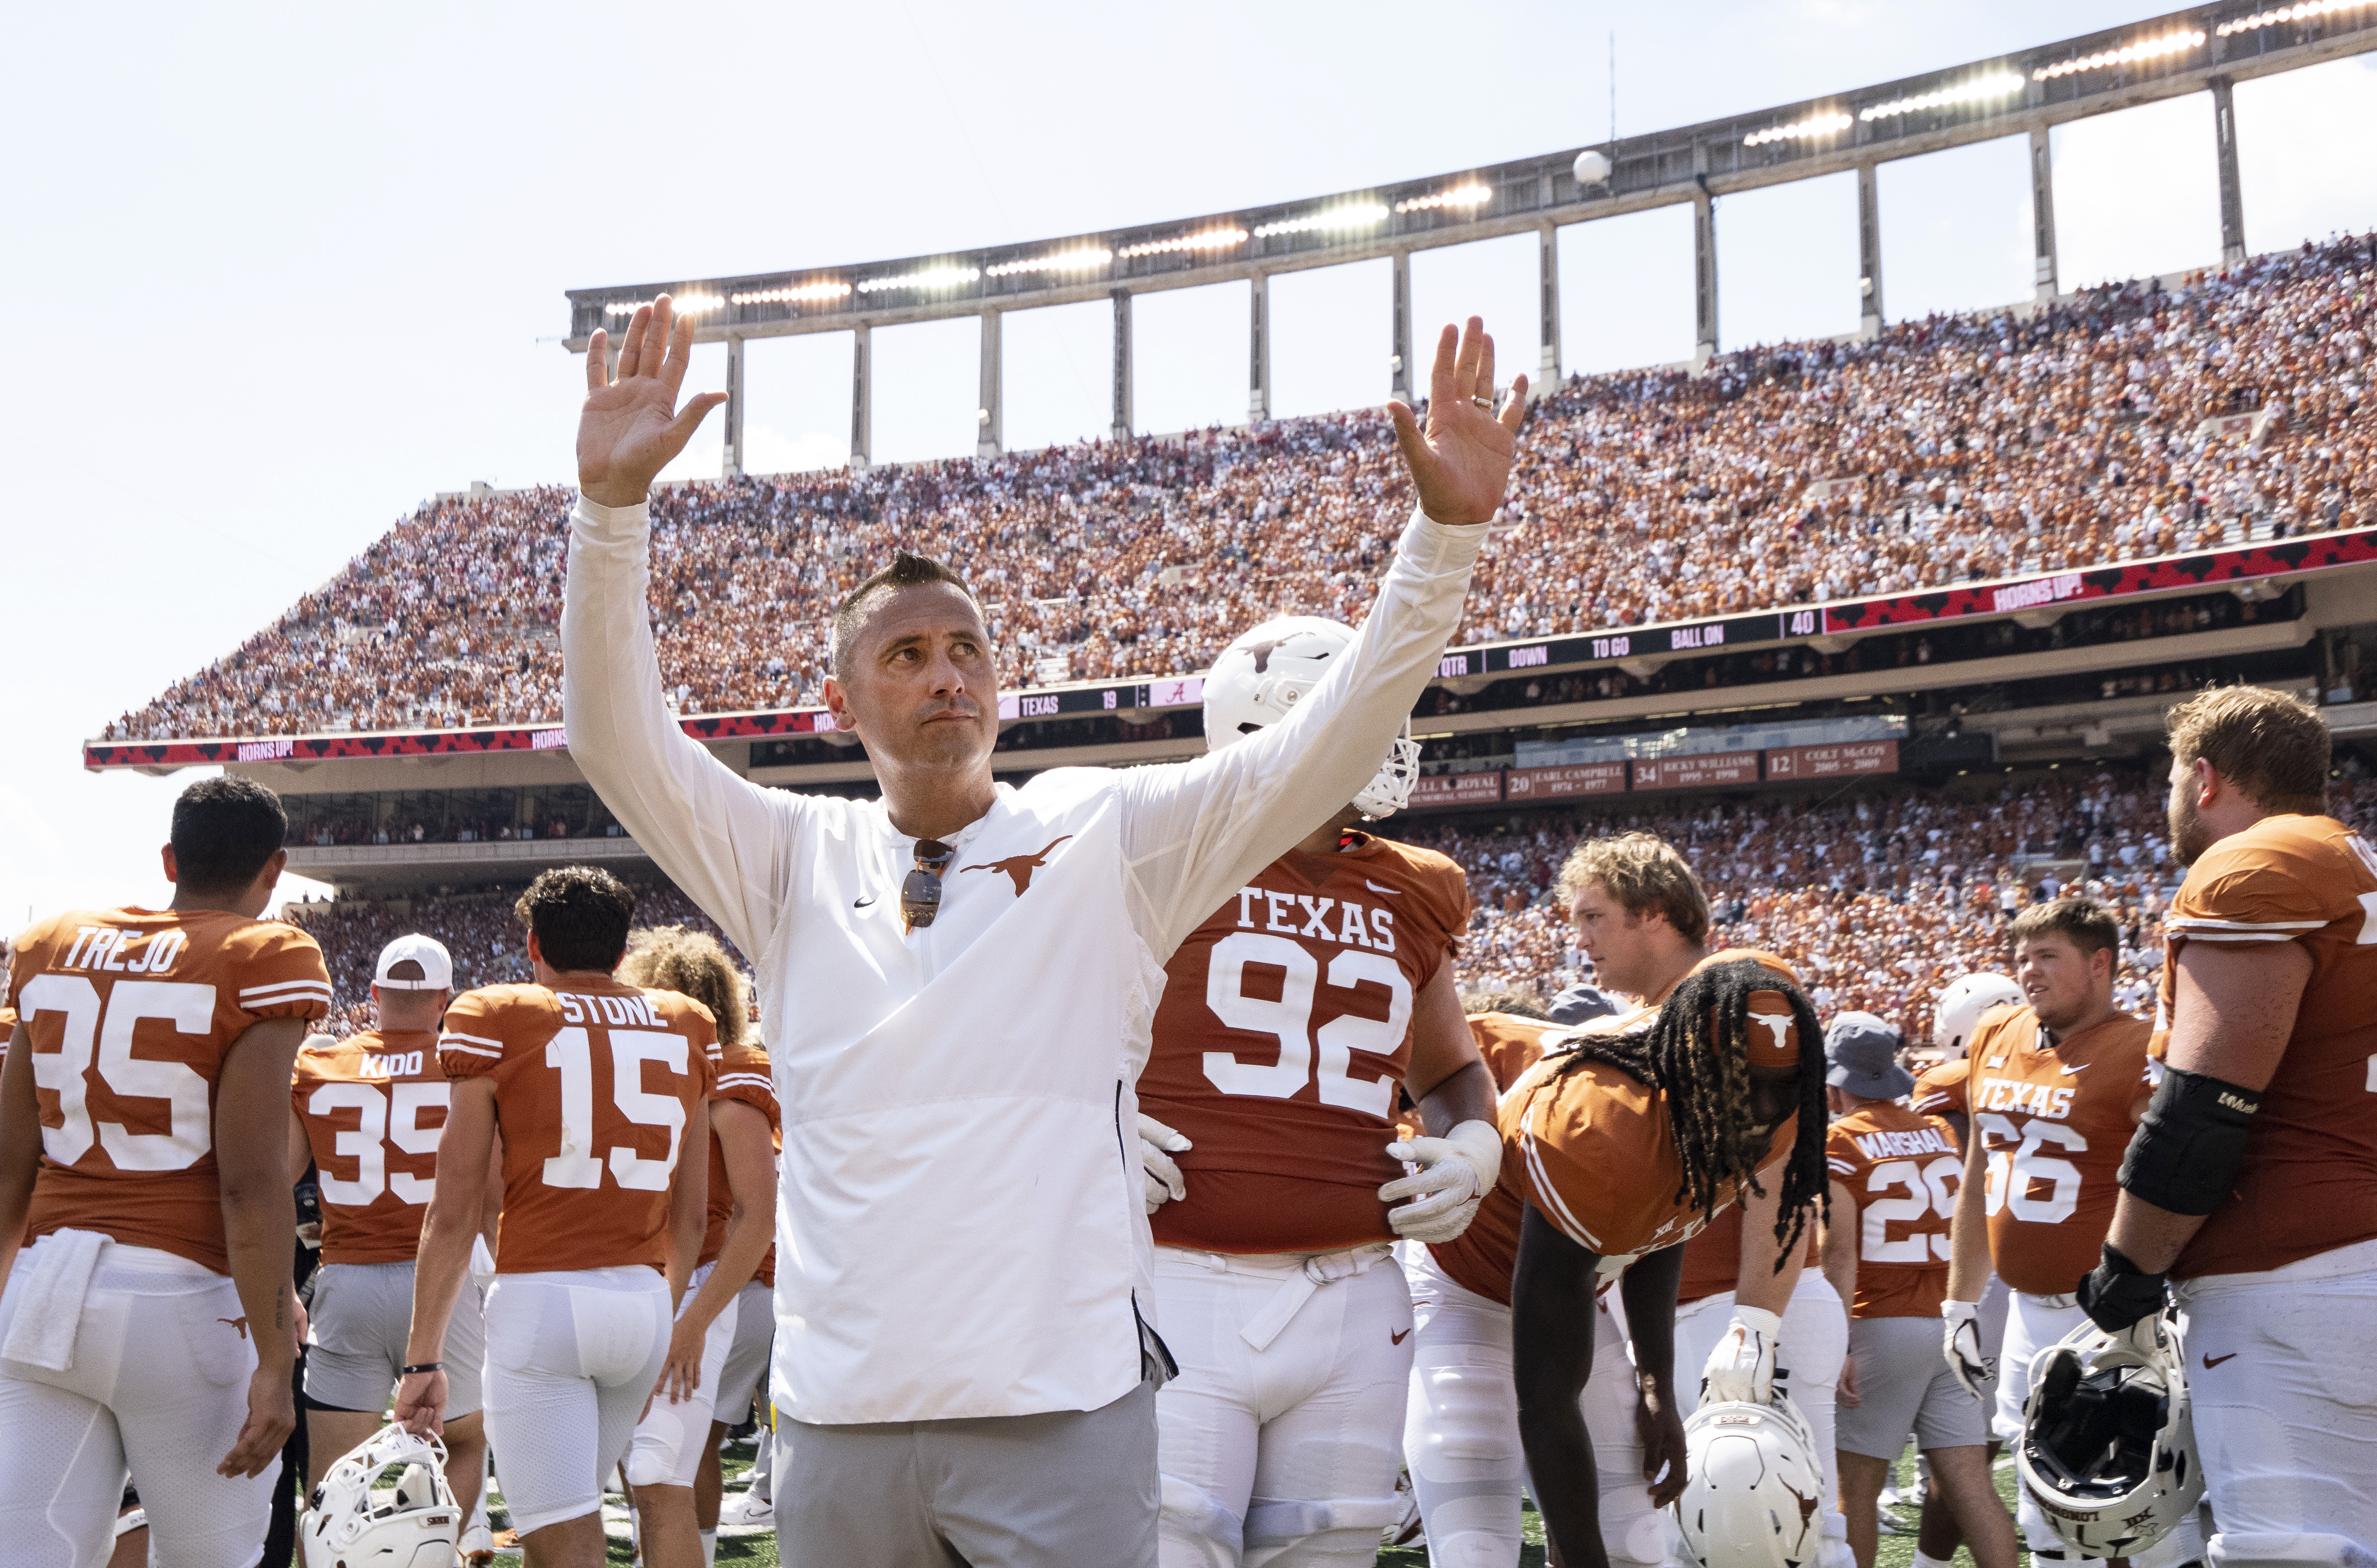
[1968,1007,2153,1294]
[438,978,721,1274]
[1428,949,1802,1304]
[1138,832,1468,1253]
[293,1029,449,1265]
[1826,1103,1960,1317]
[8,908,332,1272]
[2154,811,2377,1278]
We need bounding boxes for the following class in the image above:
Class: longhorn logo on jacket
[961,836,1074,897]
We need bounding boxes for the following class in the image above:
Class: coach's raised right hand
[1385,315,1527,527]
[578,294,729,508]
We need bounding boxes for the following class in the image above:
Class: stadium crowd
[102,233,2377,743]
[288,767,2377,1048]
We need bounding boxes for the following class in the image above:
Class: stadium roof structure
[563,1,2377,361]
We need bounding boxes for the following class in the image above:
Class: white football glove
[1138,1113,1190,1214]
[1702,1304,1783,1404]
[1380,1120,1502,1244]
[1941,1299,1995,1399]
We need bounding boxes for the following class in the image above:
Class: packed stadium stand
[88,233,2377,1055]
[100,235,2377,743]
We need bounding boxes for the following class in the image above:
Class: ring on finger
[1471,395,1493,410]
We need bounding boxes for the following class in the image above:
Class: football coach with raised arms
[561,294,1527,1567]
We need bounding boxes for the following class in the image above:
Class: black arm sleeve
[2117,1066,2260,1216]
[1513,1203,1609,1568]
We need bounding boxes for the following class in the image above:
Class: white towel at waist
[1,1228,110,1371]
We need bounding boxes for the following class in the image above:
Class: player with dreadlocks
[1401,834,1830,1568]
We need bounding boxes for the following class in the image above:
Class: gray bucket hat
[1824,1011,1914,1100]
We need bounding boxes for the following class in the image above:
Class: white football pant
[2177,1238,2377,1568]
[1661,1273,1850,1568]
[1154,1243,1411,1568]
[1400,1246,1670,1568]
[1993,1287,2203,1568]
[482,1265,671,1536]
[627,1262,739,1489]
[0,1239,275,1568]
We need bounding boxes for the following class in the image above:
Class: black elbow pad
[2116,1066,2259,1216]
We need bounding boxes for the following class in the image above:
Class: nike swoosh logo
[1391,1328,1411,1345]
[1364,880,1403,895]
[853,895,877,908]
[2059,1063,2088,1075]
[2203,1351,2238,1368]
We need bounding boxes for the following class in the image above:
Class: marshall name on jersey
[439,978,720,1276]
[2154,812,2377,1278]
[7,908,332,1274]
[293,1028,450,1265]
[1139,833,1468,1254]
[1966,1007,2153,1295]
[1826,1103,1960,1317]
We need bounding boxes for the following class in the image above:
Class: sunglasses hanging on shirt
[901,839,957,933]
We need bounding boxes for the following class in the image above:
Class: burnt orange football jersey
[1675,1196,1820,1303]
[1469,1011,1552,1093]
[293,1028,450,1266]
[1826,1101,1960,1317]
[2154,813,2377,1278]
[1141,834,1469,1254]
[1910,1059,1969,1120]
[701,1045,778,1270]
[7,908,331,1275]
[1428,950,1803,1306]
[1967,1007,2153,1295]
[439,978,720,1276]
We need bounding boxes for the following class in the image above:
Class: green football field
[574,1439,2026,1567]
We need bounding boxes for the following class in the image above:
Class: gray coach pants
[776,1379,1159,1567]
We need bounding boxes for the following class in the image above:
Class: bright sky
[5,2,2376,929]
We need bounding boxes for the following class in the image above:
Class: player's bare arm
[215,1014,310,1478]
[663,1097,713,1312]
[1822,1178,1860,1407]
[2103,940,2310,1276]
[396,1075,498,1437]
[1387,316,1529,526]
[0,1024,38,1291]
[578,297,727,509]
[1621,1241,1690,1507]
[1512,1204,1614,1568]
[1402,963,1494,1132]
[657,1099,761,1404]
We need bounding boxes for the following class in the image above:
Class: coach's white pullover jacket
[562,495,1482,1424]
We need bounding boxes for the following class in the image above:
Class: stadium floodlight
[2032,30,2204,79]
[1251,203,1391,238]
[604,294,728,316]
[1116,228,1250,260]
[1394,183,1493,214]
[730,282,854,305]
[984,247,1115,279]
[1860,71,2027,122]
[1742,111,1854,148]
[2218,0,2369,36]
[854,265,983,295]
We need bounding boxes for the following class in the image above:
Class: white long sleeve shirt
[561,496,1482,1423]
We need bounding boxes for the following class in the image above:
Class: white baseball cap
[373,934,454,992]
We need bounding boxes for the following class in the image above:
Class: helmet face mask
[1202,615,1417,819]
[299,1423,460,1568]
[2016,1317,2206,1558]
[1932,972,2026,1058]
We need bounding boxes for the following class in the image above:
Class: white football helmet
[1672,1395,1829,1568]
[1203,615,1420,819]
[2016,1316,2206,1558]
[1931,972,2025,1058]
[299,1424,460,1568]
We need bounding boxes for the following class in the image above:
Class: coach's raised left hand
[1386,315,1528,526]
[578,295,729,508]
